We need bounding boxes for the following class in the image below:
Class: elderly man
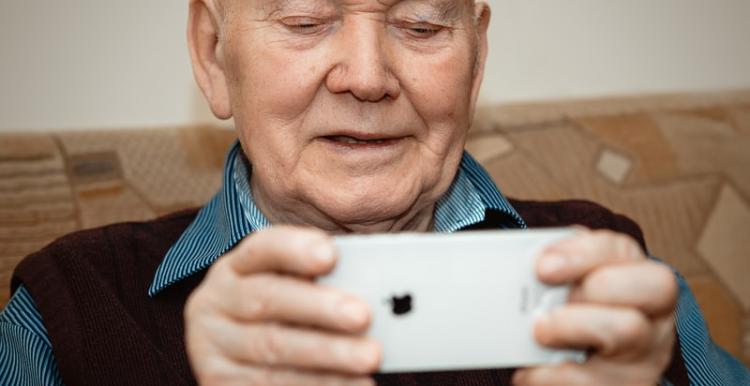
[1,0,748,385]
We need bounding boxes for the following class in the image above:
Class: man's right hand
[184,226,381,386]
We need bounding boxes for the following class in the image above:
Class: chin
[312,184,424,230]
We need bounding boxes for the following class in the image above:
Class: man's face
[198,0,489,231]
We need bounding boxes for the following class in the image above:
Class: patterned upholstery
[1,90,748,366]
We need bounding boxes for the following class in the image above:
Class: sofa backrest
[2,91,749,364]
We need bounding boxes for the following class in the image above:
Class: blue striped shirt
[1,142,748,385]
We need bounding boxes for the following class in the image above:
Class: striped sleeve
[0,285,64,385]
[672,274,750,385]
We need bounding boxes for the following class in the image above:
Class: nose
[325,18,401,102]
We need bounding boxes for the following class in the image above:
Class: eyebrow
[258,0,329,17]
[428,0,461,20]
[402,0,463,22]
[257,0,464,20]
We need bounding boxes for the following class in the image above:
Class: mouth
[321,133,407,148]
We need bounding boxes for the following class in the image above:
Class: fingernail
[534,312,551,328]
[355,341,381,372]
[340,300,368,326]
[310,239,334,264]
[539,254,566,276]
[533,313,552,344]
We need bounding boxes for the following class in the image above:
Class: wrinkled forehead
[221,0,475,15]
[251,0,474,6]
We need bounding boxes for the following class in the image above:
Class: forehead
[253,0,472,13]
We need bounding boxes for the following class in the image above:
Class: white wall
[482,0,750,103]
[1,0,749,131]
[0,1,206,131]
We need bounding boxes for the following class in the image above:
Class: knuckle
[581,269,620,303]
[240,275,278,318]
[255,323,286,366]
[589,229,615,244]
[590,229,640,260]
[238,233,264,258]
[242,295,268,321]
[197,359,238,386]
[616,310,651,346]
[652,264,679,306]
[205,256,234,283]
[351,308,372,332]
[185,288,209,320]
[307,227,332,243]
[650,317,676,367]
[587,266,618,290]
[654,346,674,372]
[184,293,199,319]
[202,372,236,386]
[274,225,329,245]
[307,373,336,386]
[294,225,330,239]
[300,233,336,270]
[357,340,382,373]
[201,371,233,385]
[612,232,642,260]
[556,362,592,384]
[336,296,372,332]
[240,227,292,259]
[252,367,280,386]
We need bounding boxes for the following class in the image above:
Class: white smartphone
[317,228,586,373]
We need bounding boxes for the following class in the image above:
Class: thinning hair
[213,0,478,23]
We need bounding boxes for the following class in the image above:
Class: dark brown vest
[12,199,689,385]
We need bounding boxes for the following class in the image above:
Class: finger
[211,321,381,375]
[536,230,645,285]
[534,304,654,358]
[196,359,375,386]
[512,360,650,386]
[570,261,678,316]
[515,317,676,386]
[650,315,678,370]
[227,226,336,277]
[215,273,371,333]
[512,362,595,386]
[260,368,375,386]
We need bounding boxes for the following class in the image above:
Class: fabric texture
[8,202,699,386]
[2,92,750,365]
[1,144,748,385]
[0,286,62,384]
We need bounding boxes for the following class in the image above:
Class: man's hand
[184,226,380,386]
[513,230,679,386]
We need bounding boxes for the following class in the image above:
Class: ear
[188,0,232,119]
[468,2,491,116]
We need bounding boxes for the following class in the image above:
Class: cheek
[399,47,475,149]
[223,34,330,167]
[227,41,324,125]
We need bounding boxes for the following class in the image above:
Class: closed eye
[281,17,328,35]
[401,23,445,39]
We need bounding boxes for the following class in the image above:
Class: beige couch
[2,90,749,366]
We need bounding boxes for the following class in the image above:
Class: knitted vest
[12,199,689,385]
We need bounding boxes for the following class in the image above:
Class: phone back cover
[320,229,585,373]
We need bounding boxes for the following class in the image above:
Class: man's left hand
[513,229,679,386]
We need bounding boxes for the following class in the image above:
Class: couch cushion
[2,90,749,365]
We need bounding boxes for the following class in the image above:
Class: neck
[250,179,436,234]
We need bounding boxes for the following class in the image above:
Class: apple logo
[387,293,413,316]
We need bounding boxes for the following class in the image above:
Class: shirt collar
[149,141,526,296]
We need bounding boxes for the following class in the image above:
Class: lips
[320,131,408,147]
[325,135,392,145]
